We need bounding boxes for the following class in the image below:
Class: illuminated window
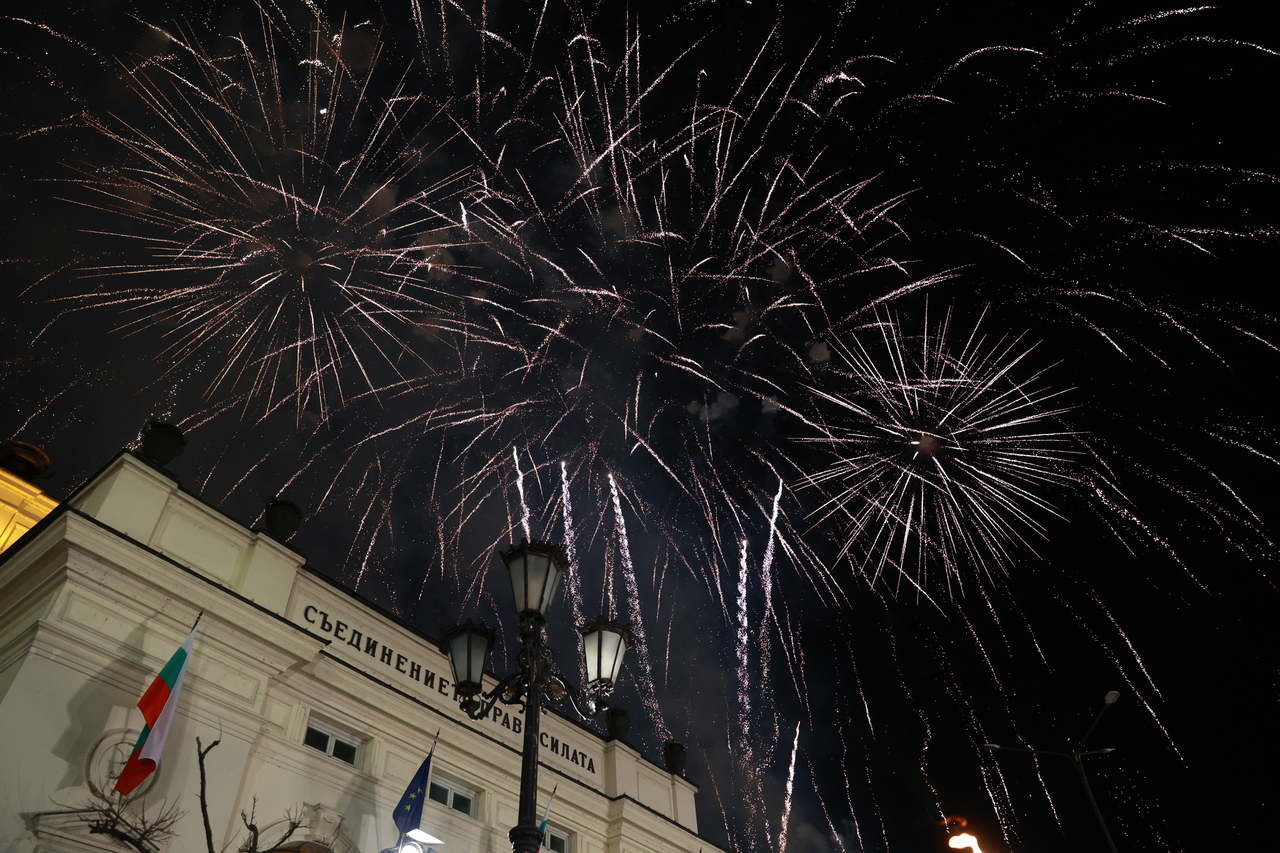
[302,718,363,767]
[428,778,477,817]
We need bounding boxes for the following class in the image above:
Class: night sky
[3,2,1279,852]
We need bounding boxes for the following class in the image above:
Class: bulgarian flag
[536,785,558,853]
[114,620,199,795]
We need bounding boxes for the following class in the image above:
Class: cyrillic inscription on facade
[300,603,596,774]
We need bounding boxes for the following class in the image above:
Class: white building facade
[0,451,719,853]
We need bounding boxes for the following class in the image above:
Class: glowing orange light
[948,833,984,853]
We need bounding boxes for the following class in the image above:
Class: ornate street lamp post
[441,539,633,853]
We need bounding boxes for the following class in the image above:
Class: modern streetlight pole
[985,690,1122,853]
[440,540,633,853]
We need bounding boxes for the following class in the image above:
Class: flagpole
[392,731,443,849]
[536,785,558,853]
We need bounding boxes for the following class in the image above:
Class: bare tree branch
[239,802,261,853]
[64,735,327,853]
[81,787,184,853]
[266,817,305,853]
[255,808,305,853]
[197,736,221,853]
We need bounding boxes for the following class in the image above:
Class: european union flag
[394,742,437,837]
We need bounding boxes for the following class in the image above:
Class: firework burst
[62,8,481,416]
[803,307,1080,595]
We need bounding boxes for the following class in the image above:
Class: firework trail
[514,447,531,539]
[733,538,767,836]
[559,460,586,681]
[777,723,801,853]
[6,1,1280,851]
[755,478,783,755]
[608,473,669,739]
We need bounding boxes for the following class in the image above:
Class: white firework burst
[803,306,1080,595]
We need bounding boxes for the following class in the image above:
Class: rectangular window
[331,738,359,764]
[302,717,363,768]
[303,727,330,751]
[427,778,477,818]
[546,826,570,853]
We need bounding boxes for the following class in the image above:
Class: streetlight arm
[990,743,1121,853]
[1077,691,1119,750]
[560,678,612,719]
[455,669,524,721]
[454,617,564,721]
[987,744,1072,759]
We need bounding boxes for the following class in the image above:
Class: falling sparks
[735,538,762,830]
[6,2,1280,852]
[608,473,668,739]
[515,447,531,540]
[777,723,802,853]
[559,460,586,682]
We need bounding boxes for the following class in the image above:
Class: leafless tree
[80,775,184,853]
[197,737,328,853]
[233,800,306,853]
[73,736,328,853]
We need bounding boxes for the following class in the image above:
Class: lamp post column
[443,541,631,853]
[509,619,546,853]
[1071,752,1120,853]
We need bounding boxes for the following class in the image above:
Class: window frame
[544,825,571,853]
[301,716,365,769]
[427,777,479,819]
